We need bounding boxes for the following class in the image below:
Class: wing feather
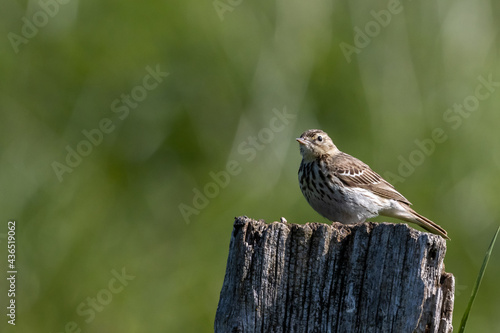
[328,152,412,205]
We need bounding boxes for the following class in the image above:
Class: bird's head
[296,129,338,161]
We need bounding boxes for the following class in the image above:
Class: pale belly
[303,182,390,224]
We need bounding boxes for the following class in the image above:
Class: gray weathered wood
[215,216,454,333]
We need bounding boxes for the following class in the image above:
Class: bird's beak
[296,138,307,145]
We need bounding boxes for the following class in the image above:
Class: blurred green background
[1,0,500,332]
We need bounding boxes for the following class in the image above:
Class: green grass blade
[458,226,500,333]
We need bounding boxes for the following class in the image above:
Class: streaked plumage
[297,129,449,239]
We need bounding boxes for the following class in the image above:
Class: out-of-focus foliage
[0,0,499,332]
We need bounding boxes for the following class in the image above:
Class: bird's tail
[406,208,449,240]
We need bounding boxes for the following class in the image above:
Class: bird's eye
[317,136,323,142]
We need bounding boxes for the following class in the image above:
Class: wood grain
[215,216,454,333]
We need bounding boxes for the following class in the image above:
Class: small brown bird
[296,129,449,239]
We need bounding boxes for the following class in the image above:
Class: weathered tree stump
[215,216,454,333]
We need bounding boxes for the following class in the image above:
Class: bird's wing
[329,152,412,205]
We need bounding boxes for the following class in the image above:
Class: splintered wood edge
[234,215,446,244]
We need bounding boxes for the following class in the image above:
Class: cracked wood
[215,216,454,333]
